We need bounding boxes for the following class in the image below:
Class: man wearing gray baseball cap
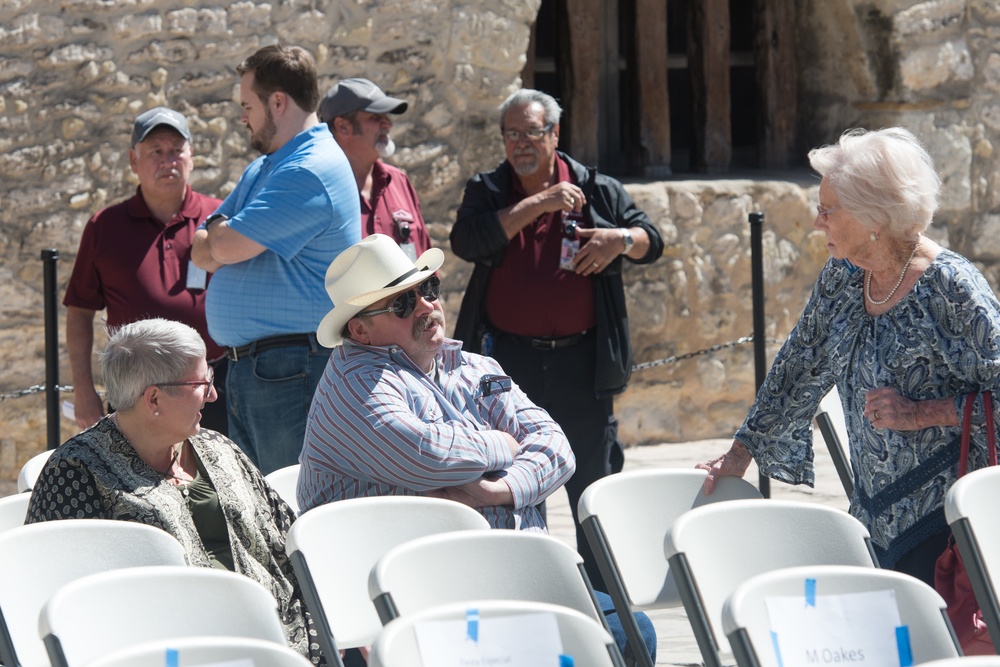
[64,106,229,434]
[319,78,431,261]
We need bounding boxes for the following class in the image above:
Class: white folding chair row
[663,499,879,667]
[944,465,1000,649]
[41,566,289,667]
[0,520,188,667]
[814,386,854,498]
[368,599,624,667]
[81,636,312,667]
[722,565,960,667]
[285,495,492,666]
[264,463,302,516]
[577,469,762,667]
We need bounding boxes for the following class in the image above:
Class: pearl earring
[154,411,160,416]
[870,232,878,242]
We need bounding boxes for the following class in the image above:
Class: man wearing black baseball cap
[64,106,229,434]
[319,78,432,261]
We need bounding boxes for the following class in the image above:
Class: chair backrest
[664,499,878,667]
[944,465,1000,648]
[578,469,762,609]
[368,599,625,667]
[919,658,1000,667]
[41,566,288,667]
[81,636,313,667]
[814,386,854,498]
[17,450,54,494]
[286,496,491,657]
[369,531,607,629]
[722,565,960,667]
[264,463,302,515]
[578,470,762,667]
[0,520,187,667]
[0,493,30,534]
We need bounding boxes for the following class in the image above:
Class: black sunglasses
[357,276,441,319]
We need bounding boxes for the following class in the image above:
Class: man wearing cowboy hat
[296,234,575,529]
[297,234,658,661]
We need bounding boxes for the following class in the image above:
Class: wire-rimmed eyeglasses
[156,366,214,391]
[502,124,553,143]
[816,205,839,222]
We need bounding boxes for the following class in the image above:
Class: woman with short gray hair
[699,127,1000,587]
[28,318,325,665]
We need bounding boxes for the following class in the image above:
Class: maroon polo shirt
[485,155,596,338]
[363,161,432,255]
[64,185,225,360]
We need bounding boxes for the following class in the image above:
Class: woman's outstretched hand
[696,440,754,494]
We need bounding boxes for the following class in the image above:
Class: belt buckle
[531,338,555,351]
[226,347,240,362]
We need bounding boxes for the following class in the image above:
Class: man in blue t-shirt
[193,44,360,474]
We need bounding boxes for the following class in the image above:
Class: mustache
[412,311,444,339]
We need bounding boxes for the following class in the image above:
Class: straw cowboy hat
[316,234,445,347]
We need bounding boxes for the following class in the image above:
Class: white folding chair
[814,386,854,498]
[722,565,960,667]
[41,566,289,667]
[944,465,1000,648]
[578,470,762,667]
[17,450,54,493]
[368,599,625,667]
[664,499,879,667]
[0,520,187,667]
[264,463,302,515]
[286,496,491,666]
[0,493,30,534]
[369,530,625,664]
[81,636,312,667]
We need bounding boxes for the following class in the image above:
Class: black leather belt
[500,328,593,351]
[225,333,315,362]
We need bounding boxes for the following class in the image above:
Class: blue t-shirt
[206,124,361,346]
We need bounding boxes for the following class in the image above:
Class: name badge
[186,260,207,290]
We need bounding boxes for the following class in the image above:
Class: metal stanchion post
[749,212,770,498]
[42,248,60,450]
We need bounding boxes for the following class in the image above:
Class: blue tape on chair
[165,647,179,667]
[770,631,785,667]
[559,655,575,666]
[805,578,817,607]
[466,608,479,643]
[896,626,913,667]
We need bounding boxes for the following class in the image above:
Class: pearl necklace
[865,241,919,306]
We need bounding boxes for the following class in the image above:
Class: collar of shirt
[341,337,465,376]
[128,184,201,228]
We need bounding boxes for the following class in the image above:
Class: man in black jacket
[450,88,664,590]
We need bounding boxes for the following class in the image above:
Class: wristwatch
[620,228,634,255]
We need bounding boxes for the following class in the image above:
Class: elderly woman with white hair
[27,318,325,665]
[698,127,1000,586]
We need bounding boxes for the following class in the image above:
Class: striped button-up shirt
[298,338,575,530]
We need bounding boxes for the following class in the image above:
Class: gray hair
[499,89,562,130]
[808,127,940,238]
[100,318,206,411]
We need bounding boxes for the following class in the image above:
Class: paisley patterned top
[26,418,325,665]
[736,250,1000,568]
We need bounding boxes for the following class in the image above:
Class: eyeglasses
[816,205,839,221]
[358,276,441,319]
[156,366,214,391]
[502,124,553,143]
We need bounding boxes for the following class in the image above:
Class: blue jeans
[225,337,331,475]
[596,590,657,661]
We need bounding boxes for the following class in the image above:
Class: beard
[250,108,278,154]
[511,149,540,176]
[376,134,396,159]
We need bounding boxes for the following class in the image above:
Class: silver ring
[592,261,599,267]
[570,197,576,206]
[873,410,880,421]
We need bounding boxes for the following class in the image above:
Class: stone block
[893,0,965,41]
[898,39,973,93]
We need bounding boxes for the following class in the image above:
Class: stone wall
[1,0,998,480]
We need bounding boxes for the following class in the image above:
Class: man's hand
[696,440,754,494]
[428,477,514,508]
[73,387,105,429]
